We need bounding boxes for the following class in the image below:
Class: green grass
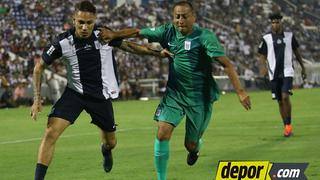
[0,88,319,180]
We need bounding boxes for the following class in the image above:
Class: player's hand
[30,99,42,121]
[98,27,115,42]
[238,91,251,110]
[160,49,174,58]
[301,68,307,81]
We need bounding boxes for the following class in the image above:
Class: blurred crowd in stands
[0,0,319,106]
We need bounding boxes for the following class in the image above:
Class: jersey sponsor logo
[215,161,308,180]
[150,27,156,31]
[46,45,55,56]
[75,44,93,52]
[184,40,191,50]
[83,44,92,50]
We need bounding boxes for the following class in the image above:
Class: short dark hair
[173,1,193,12]
[269,12,283,20]
[75,1,96,14]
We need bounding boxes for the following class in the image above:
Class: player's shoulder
[160,23,175,31]
[141,23,172,34]
[53,28,75,42]
[195,26,214,35]
[198,26,212,32]
[283,31,293,37]
[197,26,217,39]
[262,31,272,39]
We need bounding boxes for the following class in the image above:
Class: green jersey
[140,23,225,106]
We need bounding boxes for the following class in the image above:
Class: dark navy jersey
[42,27,122,100]
[258,32,299,79]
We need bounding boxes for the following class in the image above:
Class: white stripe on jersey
[93,30,119,99]
[60,35,84,94]
[99,43,119,99]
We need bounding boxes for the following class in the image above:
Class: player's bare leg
[278,100,286,121]
[281,93,292,119]
[281,93,293,137]
[38,117,70,165]
[157,122,174,141]
[101,131,117,172]
[35,117,70,180]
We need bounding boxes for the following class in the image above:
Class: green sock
[154,138,169,180]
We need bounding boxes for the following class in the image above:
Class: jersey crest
[184,40,191,50]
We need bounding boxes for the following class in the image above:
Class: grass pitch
[0,88,319,180]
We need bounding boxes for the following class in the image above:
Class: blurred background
[0,0,319,107]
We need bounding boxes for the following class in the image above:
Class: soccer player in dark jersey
[258,12,306,137]
[99,1,251,180]
[30,1,171,180]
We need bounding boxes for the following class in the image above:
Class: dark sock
[35,163,48,180]
[284,117,291,125]
[102,144,111,155]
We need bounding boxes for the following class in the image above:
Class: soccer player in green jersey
[99,1,251,180]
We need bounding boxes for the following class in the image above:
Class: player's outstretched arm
[98,27,141,42]
[118,41,173,58]
[30,59,46,121]
[216,56,251,110]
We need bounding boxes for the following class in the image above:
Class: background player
[258,12,306,137]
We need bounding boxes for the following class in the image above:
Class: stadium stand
[0,0,319,103]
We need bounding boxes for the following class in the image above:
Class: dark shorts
[48,87,116,132]
[270,77,293,101]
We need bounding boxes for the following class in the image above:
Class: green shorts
[154,94,213,143]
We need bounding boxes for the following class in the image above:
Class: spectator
[0,0,318,95]
[46,72,61,104]
[244,67,254,88]
[0,75,16,108]
[119,75,132,100]
[131,78,144,100]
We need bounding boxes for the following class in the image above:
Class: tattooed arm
[30,59,46,120]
